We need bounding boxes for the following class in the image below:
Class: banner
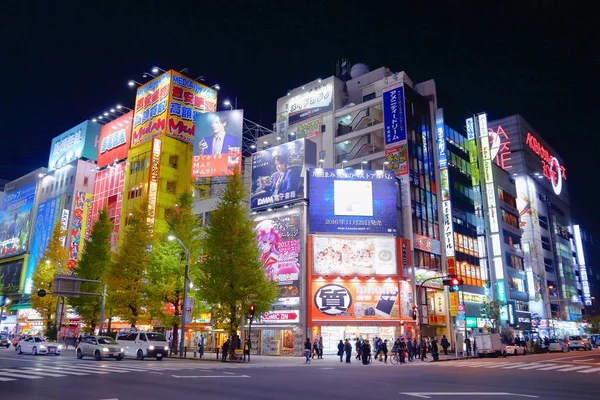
[308,169,398,234]
[0,183,36,260]
[98,111,133,167]
[192,110,243,178]
[147,138,162,230]
[254,211,302,306]
[68,192,93,271]
[384,142,408,176]
[131,72,171,147]
[382,83,406,146]
[449,291,459,317]
[288,83,333,125]
[48,121,100,171]
[312,236,397,276]
[0,259,23,294]
[295,119,321,139]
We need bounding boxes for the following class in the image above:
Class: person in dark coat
[361,340,371,365]
[355,339,362,360]
[465,337,472,356]
[379,339,389,363]
[406,338,413,362]
[412,339,418,360]
[420,338,428,361]
[344,339,353,363]
[399,338,407,364]
[337,340,345,362]
[441,335,450,356]
[221,338,230,362]
[431,338,439,361]
[304,338,312,363]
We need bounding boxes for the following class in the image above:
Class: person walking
[361,340,371,365]
[379,339,389,363]
[465,337,472,356]
[355,338,362,360]
[221,338,230,362]
[304,338,312,363]
[318,337,324,359]
[406,338,413,362]
[441,335,450,356]
[472,337,477,355]
[431,338,439,361]
[344,339,352,363]
[420,338,428,361]
[412,338,418,360]
[337,340,345,362]
[312,338,319,359]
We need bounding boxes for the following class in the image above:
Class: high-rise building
[573,225,599,317]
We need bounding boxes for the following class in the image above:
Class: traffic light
[249,304,255,321]
[443,274,463,292]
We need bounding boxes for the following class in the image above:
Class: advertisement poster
[167,71,218,144]
[382,83,406,147]
[131,72,171,147]
[0,183,36,260]
[0,259,23,294]
[254,211,302,306]
[413,268,444,289]
[192,110,243,179]
[308,168,398,234]
[48,121,101,171]
[24,196,63,294]
[98,111,133,167]
[311,281,400,321]
[250,138,316,210]
[295,119,320,139]
[147,138,162,229]
[384,142,409,176]
[68,192,93,272]
[312,236,397,276]
[287,83,333,125]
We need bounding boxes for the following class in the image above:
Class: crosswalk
[432,359,600,375]
[0,362,230,382]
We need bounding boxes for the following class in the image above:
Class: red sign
[256,310,300,324]
[489,125,513,171]
[525,132,566,195]
[97,112,133,167]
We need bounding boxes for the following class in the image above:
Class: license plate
[157,353,162,357]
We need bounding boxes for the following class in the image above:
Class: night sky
[1,2,598,234]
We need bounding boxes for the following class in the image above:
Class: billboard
[24,196,63,294]
[254,211,302,306]
[131,72,171,147]
[288,83,333,125]
[308,169,397,234]
[310,280,400,321]
[98,111,133,167]
[382,83,407,147]
[48,120,101,171]
[250,138,316,210]
[384,142,409,176]
[0,259,23,294]
[0,183,36,260]
[312,235,397,276]
[167,70,218,144]
[192,110,243,179]
[295,119,321,139]
[68,191,93,272]
[147,138,162,230]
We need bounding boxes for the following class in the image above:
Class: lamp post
[0,298,11,333]
[168,235,191,356]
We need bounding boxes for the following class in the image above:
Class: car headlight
[58,345,63,350]
[121,348,124,352]
[165,346,169,351]
[102,347,110,352]
[40,345,47,349]
[148,345,155,350]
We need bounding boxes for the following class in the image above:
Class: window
[541,236,552,252]
[362,92,376,101]
[139,333,147,342]
[166,181,177,195]
[498,188,517,208]
[70,175,74,184]
[83,177,89,187]
[128,185,143,200]
[169,155,179,169]
[501,209,519,229]
[509,276,525,292]
[539,216,549,230]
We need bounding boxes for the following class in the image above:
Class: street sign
[458,304,465,313]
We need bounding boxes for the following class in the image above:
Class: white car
[117,331,169,360]
[568,336,592,351]
[76,335,124,361]
[17,337,62,356]
[506,344,527,356]
[547,339,569,352]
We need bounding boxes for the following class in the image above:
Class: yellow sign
[147,138,162,229]
[449,291,459,317]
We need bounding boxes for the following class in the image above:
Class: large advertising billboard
[0,259,23,294]
[192,110,243,179]
[48,120,101,171]
[310,280,400,321]
[312,235,397,276]
[132,72,171,147]
[167,71,218,144]
[254,211,302,306]
[250,138,316,210]
[383,83,407,147]
[68,191,93,272]
[0,183,36,260]
[98,111,133,167]
[288,83,333,125]
[308,169,398,234]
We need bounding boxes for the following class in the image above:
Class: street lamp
[128,80,142,87]
[152,66,166,74]
[223,100,233,110]
[212,84,221,90]
[0,298,11,332]
[168,235,191,356]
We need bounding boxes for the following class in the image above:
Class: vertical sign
[147,138,162,230]
[68,191,92,272]
[478,113,499,234]
[60,209,70,246]
[436,111,454,257]
[466,117,475,140]
[383,83,407,146]
[449,291,459,317]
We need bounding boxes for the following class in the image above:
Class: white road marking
[518,364,556,370]
[64,365,111,374]
[400,392,538,398]
[0,371,43,379]
[571,358,593,362]
[501,363,533,369]
[223,372,236,375]
[320,367,335,370]
[3,368,66,377]
[577,367,600,373]
[554,365,591,372]
[0,376,16,382]
[482,362,515,368]
[537,365,573,371]
[171,374,250,378]
[20,367,89,376]
[41,367,90,376]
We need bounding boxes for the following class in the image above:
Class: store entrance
[319,326,397,355]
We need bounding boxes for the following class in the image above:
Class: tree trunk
[172,322,179,354]
[107,316,112,333]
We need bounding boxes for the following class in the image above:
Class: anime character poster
[254,211,302,306]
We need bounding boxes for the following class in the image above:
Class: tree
[193,171,278,347]
[106,198,152,327]
[31,222,69,333]
[70,207,113,333]
[147,192,202,352]
[480,300,506,333]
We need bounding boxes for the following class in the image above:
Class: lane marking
[482,362,515,368]
[0,371,43,379]
[577,367,600,374]
[19,367,89,376]
[223,372,236,375]
[171,374,250,379]
[3,368,66,377]
[501,363,534,369]
[537,365,572,371]
[554,365,591,372]
[0,377,16,382]
[62,366,111,374]
[400,392,538,398]
[571,359,593,362]
[518,364,556,370]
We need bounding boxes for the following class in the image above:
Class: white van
[475,333,507,358]
[116,332,169,360]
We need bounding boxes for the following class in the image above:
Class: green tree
[480,300,506,333]
[146,192,203,352]
[70,207,113,333]
[193,172,278,347]
[106,198,152,327]
[31,222,69,333]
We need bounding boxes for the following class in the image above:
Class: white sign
[574,225,592,306]
[255,310,300,324]
[60,209,70,246]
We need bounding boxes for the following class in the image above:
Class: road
[1,346,599,399]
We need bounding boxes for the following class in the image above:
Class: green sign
[466,316,477,328]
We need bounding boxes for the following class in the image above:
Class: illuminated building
[573,225,598,317]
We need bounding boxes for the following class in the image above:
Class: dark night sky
[1,1,598,233]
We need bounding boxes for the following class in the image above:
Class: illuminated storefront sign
[413,233,441,255]
[68,191,93,272]
[488,125,513,171]
[466,117,475,140]
[147,138,162,229]
[383,82,407,146]
[132,72,171,147]
[288,83,333,125]
[478,114,499,237]
[48,121,101,171]
[435,113,454,257]
[255,310,300,324]
[525,132,566,195]
[574,225,592,306]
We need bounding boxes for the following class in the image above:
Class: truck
[475,333,507,358]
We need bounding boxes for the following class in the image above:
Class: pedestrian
[406,338,413,362]
[441,335,450,356]
[312,338,319,359]
[199,335,205,359]
[304,338,312,363]
[361,340,371,365]
[338,339,345,362]
[412,338,418,360]
[431,338,439,361]
[355,338,362,360]
[344,339,352,363]
[221,338,230,362]
[465,337,472,356]
[379,339,389,363]
[318,337,324,359]
[244,339,250,362]
[77,335,83,348]
[472,337,477,355]
[420,338,428,361]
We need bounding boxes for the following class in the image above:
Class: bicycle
[389,351,401,365]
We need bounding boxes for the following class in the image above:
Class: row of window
[42,175,90,194]
[498,187,517,209]
[501,209,519,229]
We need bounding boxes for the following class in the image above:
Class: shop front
[249,309,304,356]
[413,268,450,338]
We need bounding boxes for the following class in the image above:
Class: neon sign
[489,125,513,171]
[525,132,566,195]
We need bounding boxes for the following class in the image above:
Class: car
[568,335,592,351]
[117,331,169,361]
[77,335,124,361]
[0,335,10,348]
[547,338,569,352]
[12,335,29,350]
[506,344,527,356]
[17,337,62,355]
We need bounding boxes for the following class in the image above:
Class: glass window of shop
[320,326,397,354]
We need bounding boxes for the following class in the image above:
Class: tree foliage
[480,300,505,333]
[70,207,113,333]
[106,198,152,327]
[31,222,69,332]
[193,172,278,338]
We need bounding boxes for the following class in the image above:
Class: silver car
[76,336,124,361]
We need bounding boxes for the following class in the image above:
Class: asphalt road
[1,346,599,400]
